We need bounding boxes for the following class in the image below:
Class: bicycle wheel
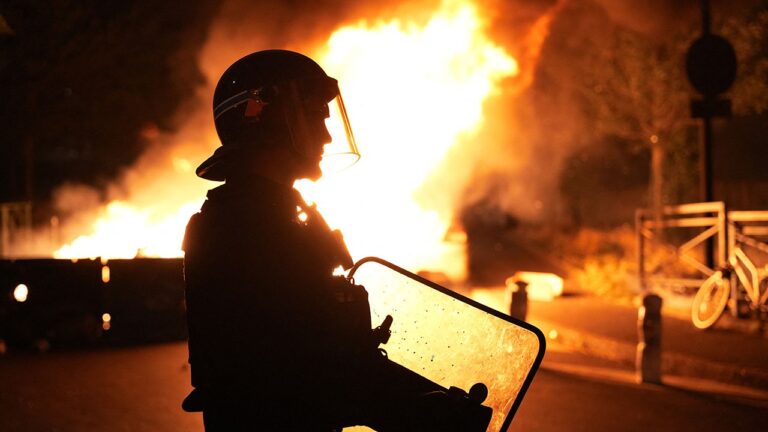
[691,271,730,329]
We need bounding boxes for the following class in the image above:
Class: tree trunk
[650,140,665,230]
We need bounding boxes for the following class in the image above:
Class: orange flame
[298,0,517,281]
[53,0,527,282]
[54,200,201,259]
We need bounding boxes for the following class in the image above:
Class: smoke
[431,0,761,226]
[592,0,760,37]
[592,0,700,36]
[418,0,572,223]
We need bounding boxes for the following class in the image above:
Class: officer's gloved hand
[414,384,492,432]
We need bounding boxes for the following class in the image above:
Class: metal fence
[636,201,725,294]
[636,201,768,295]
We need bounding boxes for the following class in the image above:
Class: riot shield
[349,257,545,432]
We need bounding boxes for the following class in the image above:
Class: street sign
[686,33,737,97]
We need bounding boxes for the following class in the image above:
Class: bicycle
[691,237,768,329]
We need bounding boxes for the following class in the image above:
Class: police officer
[182,50,491,432]
[182,49,376,430]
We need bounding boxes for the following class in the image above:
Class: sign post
[686,0,737,267]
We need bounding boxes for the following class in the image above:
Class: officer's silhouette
[181,50,491,431]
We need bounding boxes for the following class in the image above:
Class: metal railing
[728,210,768,257]
[636,201,726,293]
[637,201,768,296]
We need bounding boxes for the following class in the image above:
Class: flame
[53,0,520,281]
[54,200,201,259]
[298,0,517,280]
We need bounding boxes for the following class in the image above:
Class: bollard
[636,293,662,384]
[509,280,528,322]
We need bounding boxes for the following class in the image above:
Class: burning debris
[4,0,765,288]
[9,0,562,285]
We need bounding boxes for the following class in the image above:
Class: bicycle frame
[637,204,768,328]
[727,211,768,314]
[729,247,768,309]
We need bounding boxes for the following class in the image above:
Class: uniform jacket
[183,177,356,399]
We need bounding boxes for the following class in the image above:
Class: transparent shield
[320,92,360,174]
[279,79,359,174]
[349,257,545,432]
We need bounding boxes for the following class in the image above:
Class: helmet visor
[281,78,360,173]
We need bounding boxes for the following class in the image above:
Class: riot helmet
[197,50,359,181]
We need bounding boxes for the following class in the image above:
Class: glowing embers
[13,284,29,303]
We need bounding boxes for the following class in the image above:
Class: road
[1,342,766,431]
[512,351,768,432]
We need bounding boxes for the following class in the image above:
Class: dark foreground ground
[1,342,766,432]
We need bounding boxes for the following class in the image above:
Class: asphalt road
[512,354,768,432]
[1,342,766,431]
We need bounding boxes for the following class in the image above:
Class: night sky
[0,1,218,204]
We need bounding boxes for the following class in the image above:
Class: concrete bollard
[509,280,528,322]
[636,293,663,384]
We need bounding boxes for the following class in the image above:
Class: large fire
[53,0,519,281]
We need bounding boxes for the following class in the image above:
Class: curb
[532,318,768,391]
[541,358,768,408]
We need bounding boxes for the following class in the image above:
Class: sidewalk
[466,288,768,392]
[541,349,768,411]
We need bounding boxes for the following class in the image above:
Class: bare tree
[576,25,693,214]
[571,0,768,213]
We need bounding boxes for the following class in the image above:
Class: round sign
[686,34,737,96]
